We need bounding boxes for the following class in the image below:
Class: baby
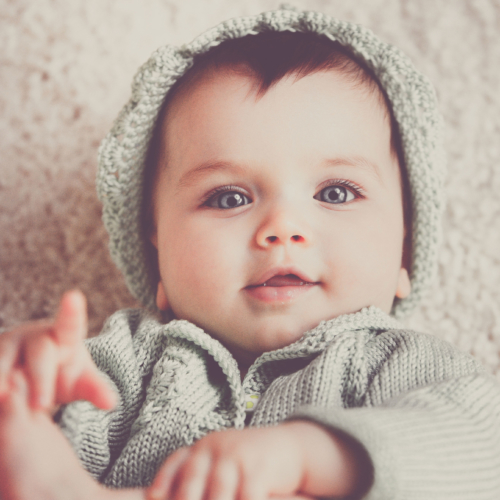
[1,7,500,500]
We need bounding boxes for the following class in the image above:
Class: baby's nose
[255,209,312,248]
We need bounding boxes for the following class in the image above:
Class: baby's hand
[0,290,117,411]
[0,370,107,500]
[147,421,364,500]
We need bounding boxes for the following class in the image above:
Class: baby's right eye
[206,190,252,209]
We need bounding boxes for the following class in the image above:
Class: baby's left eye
[315,185,356,204]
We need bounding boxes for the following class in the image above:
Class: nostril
[262,234,305,245]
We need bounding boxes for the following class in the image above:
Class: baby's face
[151,68,410,368]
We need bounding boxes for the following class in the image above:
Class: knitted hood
[96,7,445,318]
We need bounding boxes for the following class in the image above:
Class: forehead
[158,68,396,182]
[165,64,389,122]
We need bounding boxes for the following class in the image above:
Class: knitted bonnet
[97,7,444,319]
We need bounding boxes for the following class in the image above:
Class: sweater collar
[162,306,400,378]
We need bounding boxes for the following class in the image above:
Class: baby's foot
[0,370,103,500]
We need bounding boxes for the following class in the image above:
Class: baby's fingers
[205,459,239,500]
[0,370,30,418]
[66,362,118,410]
[148,448,191,500]
[24,334,58,409]
[0,336,21,397]
[53,290,88,349]
[172,450,212,500]
[271,495,315,500]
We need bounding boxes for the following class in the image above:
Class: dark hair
[143,31,410,283]
[168,31,385,98]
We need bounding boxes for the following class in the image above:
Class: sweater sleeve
[57,309,162,481]
[291,330,500,500]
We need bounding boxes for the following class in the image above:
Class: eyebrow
[177,155,383,189]
[177,160,247,188]
[323,156,382,181]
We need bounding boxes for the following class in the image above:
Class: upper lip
[246,266,318,287]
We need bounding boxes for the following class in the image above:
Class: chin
[252,319,317,352]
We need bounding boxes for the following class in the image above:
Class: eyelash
[201,185,249,208]
[202,180,365,209]
[316,179,365,200]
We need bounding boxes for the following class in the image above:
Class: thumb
[58,358,118,410]
[53,290,88,347]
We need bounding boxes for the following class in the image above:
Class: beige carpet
[1,0,499,379]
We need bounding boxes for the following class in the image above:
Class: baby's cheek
[320,219,397,304]
[174,236,236,304]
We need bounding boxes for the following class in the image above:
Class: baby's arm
[0,290,116,411]
[0,372,330,500]
[147,421,370,500]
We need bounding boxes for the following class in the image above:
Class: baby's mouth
[256,274,313,287]
[245,272,318,303]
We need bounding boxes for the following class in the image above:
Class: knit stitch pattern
[57,307,500,498]
[96,7,445,318]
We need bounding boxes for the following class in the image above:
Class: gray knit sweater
[58,306,500,499]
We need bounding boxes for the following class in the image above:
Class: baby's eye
[206,190,252,209]
[315,185,356,204]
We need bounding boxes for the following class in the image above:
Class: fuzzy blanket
[1,0,499,379]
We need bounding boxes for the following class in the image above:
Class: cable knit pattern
[96,6,444,318]
[57,307,500,498]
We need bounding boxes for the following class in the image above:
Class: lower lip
[244,284,317,303]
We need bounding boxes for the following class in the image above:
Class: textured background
[1,0,500,378]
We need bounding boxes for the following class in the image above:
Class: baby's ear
[395,268,411,299]
[156,282,169,311]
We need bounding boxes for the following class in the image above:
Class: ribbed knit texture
[96,6,445,318]
[58,307,500,498]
